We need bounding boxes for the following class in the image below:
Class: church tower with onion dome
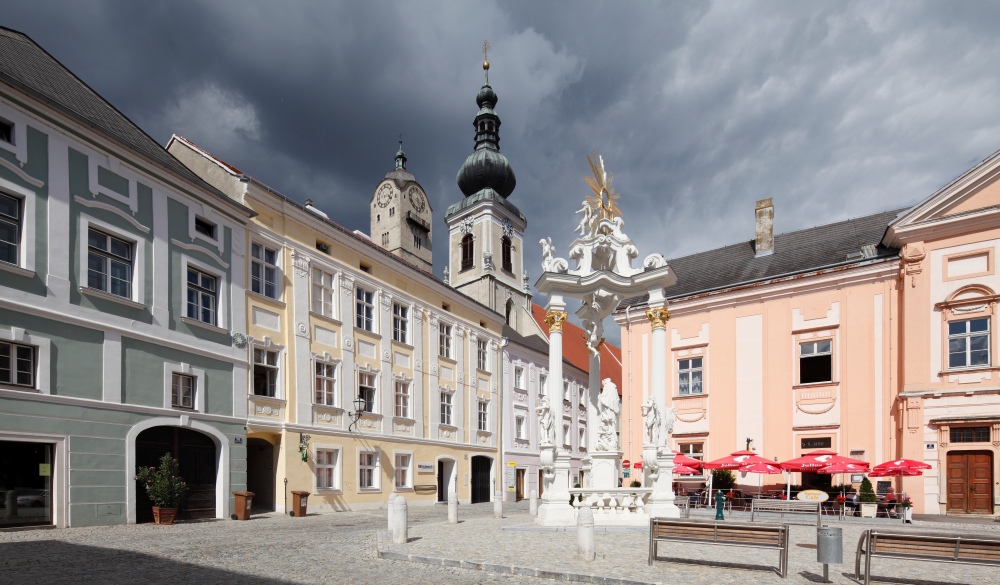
[445,51,532,330]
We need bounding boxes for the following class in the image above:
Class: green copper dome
[456,82,516,199]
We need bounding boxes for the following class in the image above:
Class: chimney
[755,198,774,257]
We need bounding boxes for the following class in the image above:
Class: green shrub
[859,477,877,503]
[630,480,641,488]
[712,469,736,491]
[135,452,188,508]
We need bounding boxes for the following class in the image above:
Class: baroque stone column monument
[535,153,679,526]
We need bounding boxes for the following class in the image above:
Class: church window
[413,235,421,249]
[461,234,474,271]
[505,298,513,326]
[381,232,389,246]
[389,207,395,217]
[501,236,512,272]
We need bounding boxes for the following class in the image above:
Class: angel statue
[596,378,621,451]
[539,238,556,271]
[574,200,594,236]
[536,396,555,445]
[640,397,660,446]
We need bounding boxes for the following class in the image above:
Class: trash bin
[232,491,254,520]
[291,490,310,517]
[816,525,843,583]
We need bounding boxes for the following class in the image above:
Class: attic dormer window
[0,118,12,144]
[194,217,216,239]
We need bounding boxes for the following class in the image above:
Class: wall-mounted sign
[850,474,865,483]
[416,463,434,473]
[234,437,243,444]
[39,463,51,477]
[926,443,936,450]
[801,437,832,450]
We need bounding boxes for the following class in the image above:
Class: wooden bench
[648,518,790,578]
[750,499,821,526]
[855,529,1000,585]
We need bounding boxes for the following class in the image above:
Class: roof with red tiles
[530,303,623,395]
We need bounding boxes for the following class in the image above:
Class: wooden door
[947,451,993,514]
[516,468,525,500]
[537,469,544,497]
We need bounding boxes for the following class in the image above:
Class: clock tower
[445,58,532,332]
[370,141,433,272]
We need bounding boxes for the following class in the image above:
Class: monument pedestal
[589,450,622,490]
[644,448,680,518]
[536,446,576,526]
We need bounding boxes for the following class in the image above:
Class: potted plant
[859,477,877,518]
[629,479,641,488]
[897,495,913,523]
[135,452,188,525]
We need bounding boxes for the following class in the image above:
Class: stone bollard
[493,491,503,519]
[387,493,397,530]
[392,496,408,544]
[448,491,458,524]
[577,506,595,561]
[529,489,538,516]
[4,490,16,519]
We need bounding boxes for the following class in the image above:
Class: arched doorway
[470,455,492,504]
[246,438,276,512]
[135,426,217,523]
[437,458,455,502]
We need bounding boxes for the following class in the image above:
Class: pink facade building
[616,149,1000,516]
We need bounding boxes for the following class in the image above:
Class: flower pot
[152,506,178,525]
[901,507,913,523]
[860,502,877,518]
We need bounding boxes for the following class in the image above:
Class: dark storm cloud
[6,1,1000,344]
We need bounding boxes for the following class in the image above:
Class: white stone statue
[574,200,595,236]
[536,396,554,445]
[662,406,676,437]
[641,397,660,446]
[539,238,568,273]
[596,378,620,451]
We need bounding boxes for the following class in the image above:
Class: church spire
[394,135,407,170]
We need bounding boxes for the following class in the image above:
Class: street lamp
[349,395,367,432]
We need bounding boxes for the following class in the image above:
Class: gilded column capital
[645,307,670,329]
[543,310,568,333]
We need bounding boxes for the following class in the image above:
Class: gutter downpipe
[497,336,509,500]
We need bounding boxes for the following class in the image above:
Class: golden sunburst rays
[583,151,622,223]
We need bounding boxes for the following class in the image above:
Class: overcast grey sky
[6,1,1000,338]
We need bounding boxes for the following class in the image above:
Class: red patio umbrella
[672,451,704,468]
[780,450,869,472]
[672,464,700,475]
[868,468,922,477]
[817,462,870,474]
[873,459,931,472]
[703,450,773,470]
[739,461,784,495]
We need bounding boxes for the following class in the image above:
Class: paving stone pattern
[1,501,997,584]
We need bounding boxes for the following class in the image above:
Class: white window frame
[539,373,548,395]
[0,180,35,276]
[440,390,454,426]
[250,239,280,299]
[358,448,381,491]
[0,103,28,164]
[314,445,342,492]
[187,204,223,254]
[514,414,526,440]
[392,302,409,344]
[799,339,833,384]
[180,255,228,331]
[252,343,282,398]
[311,266,336,319]
[563,380,571,402]
[394,379,410,419]
[314,357,339,407]
[477,399,489,432]
[678,357,704,396]
[355,286,376,332]
[948,317,991,369]
[439,322,453,359]
[514,365,524,390]
[579,426,586,451]
[677,441,705,464]
[0,327,49,394]
[477,339,488,371]
[162,362,205,412]
[78,215,146,307]
[357,366,377,413]
[393,451,413,490]
[563,423,571,447]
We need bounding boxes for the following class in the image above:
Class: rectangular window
[171,373,194,408]
[0,118,12,144]
[358,372,376,412]
[440,392,453,425]
[948,318,990,369]
[394,380,410,418]
[515,415,526,439]
[514,366,524,389]
[253,348,278,397]
[539,374,548,395]
[477,339,488,371]
[563,381,570,402]
[394,453,411,488]
[194,217,216,239]
[951,426,990,443]
[477,400,488,431]
[355,287,375,331]
[311,268,335,318]
[579,427,586,450]
[186,267,217,325]
[316,449,339,490]
[439,323,452,358]
[563,424,571,447]
[799,340,832,384]
[678,442,704,462]
[314,361,337,406]
[413,235,421,249]
[359,450,379,489]
[678,357,703,395]
[0,192,21,265]
[381,232,389,246]
[0,341,35,387]
[87,228,132,298]
[250,242,278,298]
[392,303,408,343]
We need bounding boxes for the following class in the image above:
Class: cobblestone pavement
[1,501,998,585]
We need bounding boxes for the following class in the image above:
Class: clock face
[375,184,393,208]
[408,187,426,213]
